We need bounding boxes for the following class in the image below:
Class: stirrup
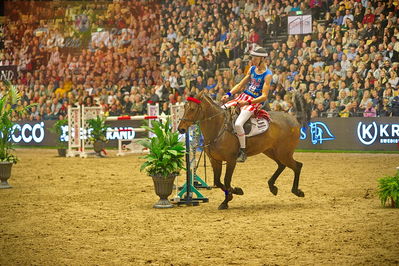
[237,149,247,163]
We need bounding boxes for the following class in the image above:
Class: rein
[181,96,226,123]
[183,96,229,164]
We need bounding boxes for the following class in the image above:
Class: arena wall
[11,117,399,151]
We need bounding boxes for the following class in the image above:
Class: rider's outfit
[224,64,272,162]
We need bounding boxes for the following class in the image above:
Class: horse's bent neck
[199,98,226,143]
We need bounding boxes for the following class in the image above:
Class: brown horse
[178,91,311,209]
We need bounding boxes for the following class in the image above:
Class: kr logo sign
[357,122,399,145]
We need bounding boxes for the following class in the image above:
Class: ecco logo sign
[11,122,45,143]
[357,122,399,145]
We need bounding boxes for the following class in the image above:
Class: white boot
[234,110,252,163]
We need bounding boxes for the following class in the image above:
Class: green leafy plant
[0,81,36,164]
[87,116,108,142]
[49,119,68,149]
[378,170,399,208]
[137,119,185,177]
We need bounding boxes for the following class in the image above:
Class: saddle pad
[244,117,269,137]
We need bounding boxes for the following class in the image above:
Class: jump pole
[181,125,211,190]
[105,115,168,121]
[177,129,209,206]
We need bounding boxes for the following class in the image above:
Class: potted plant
[378,169,399,208]
[137,119,185,208]
[49,118,68,157]
[0,81,36,188]
[87,115,108,156]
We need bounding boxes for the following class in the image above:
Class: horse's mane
[292,92,311,127]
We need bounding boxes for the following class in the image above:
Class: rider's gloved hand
[221,95,230,102]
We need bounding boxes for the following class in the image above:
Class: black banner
[10,120,147,147]
[10,118,399,152]
[297,117,399,151]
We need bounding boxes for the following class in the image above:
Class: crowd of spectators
[159,0,399,117]
[1,0,399,121]
[1,0,161,120]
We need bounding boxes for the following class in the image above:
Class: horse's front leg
[218,160,243,210]
[209,157,225,191]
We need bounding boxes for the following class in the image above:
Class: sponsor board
[357,122,399,145]
[10,120,146,146]
[9,118,399,151]
[299,117,398,151]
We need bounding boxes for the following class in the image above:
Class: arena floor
[1,149,398,265]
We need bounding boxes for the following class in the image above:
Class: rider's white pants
[221,104,253,149]
[234,110,253,149]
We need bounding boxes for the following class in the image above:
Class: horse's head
[178,92,205,134]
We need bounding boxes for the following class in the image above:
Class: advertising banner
[288,15,312,35]
[298,117,399,151]
[11,118,399,151]
[11,120,147,147]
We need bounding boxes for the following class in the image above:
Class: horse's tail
[292,92,311,128]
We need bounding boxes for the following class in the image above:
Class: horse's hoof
[292,189,305,197]
[218,203,229,210]
[233,187,244,195]
[269,185,278,195]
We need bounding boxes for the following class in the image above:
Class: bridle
[180,96,226,124]
[179,100,203,123]
[180,96,231,165]
[181,96,227,136]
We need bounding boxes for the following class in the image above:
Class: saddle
[228,106,271,137]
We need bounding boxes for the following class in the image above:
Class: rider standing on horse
[221,46,272,163]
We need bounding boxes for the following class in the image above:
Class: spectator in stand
[359,90,373,109]
[130,95,144,115]
[326,101,339,117]
[379,97,392,117]
[332,10,344,26]
[349,101,363,117]
[160,102,170,115]
[342,9,354,25]
[362,8,375,25]
[385,44,399,62]
[313,103,325,118]
[309,0,323,20]
[391,96,399,116]
[248,29,260,52]
[363,102,377,117]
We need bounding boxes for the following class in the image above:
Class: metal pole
[204,151,207,185]
[185,131,191,202]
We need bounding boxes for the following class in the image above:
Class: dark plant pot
[93,141,105,154]
[152,174,177,208]
[0,161,13,189]
[57,148,67,157]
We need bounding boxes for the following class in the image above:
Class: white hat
[250,47,268,57]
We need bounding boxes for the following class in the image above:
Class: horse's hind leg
[263,150,286,195]
[268,161,286,195]
[280,154,304,197]
[292,161,304,197]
